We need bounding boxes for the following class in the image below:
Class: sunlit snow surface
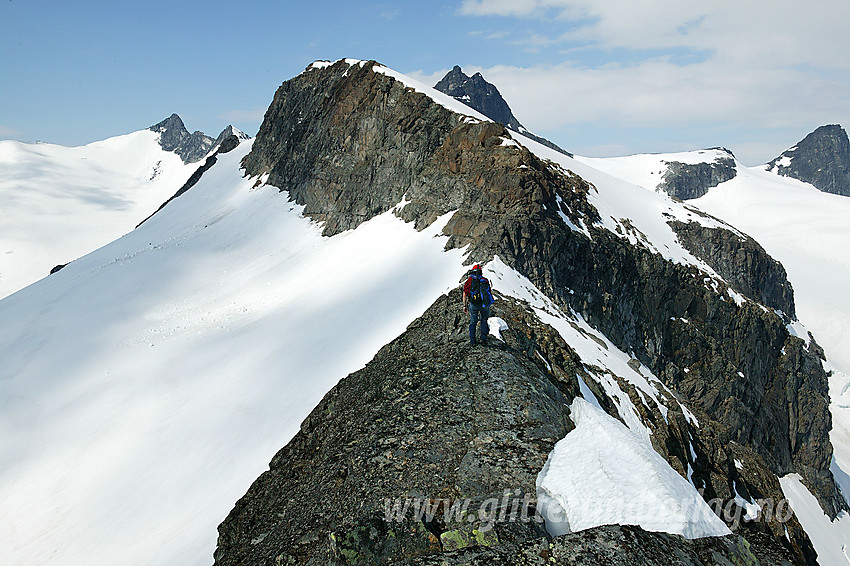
[0,140,469,565]
[537,398,729,539]
[780,475,850,566]
[576,149,734,193]
[0,131,198,299]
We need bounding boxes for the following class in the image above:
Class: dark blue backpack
[469,275,492,306]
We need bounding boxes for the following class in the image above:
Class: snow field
[0,130,199,299]
[537,397,730,539]
[780,474,850,565]
[0,140,470,565]
[576,149,734,193]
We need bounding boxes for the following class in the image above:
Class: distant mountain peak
[217,125,250,141]
[150,113,186,134]
[766,124,850,196]
[212,125,251,153]
[434,65,572,156]
[149,113,215,164]
[434,65,522,131]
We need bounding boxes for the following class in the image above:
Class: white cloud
[379,8,399,20]
[460,0,850,71]
[475,60,849,160]
[453,0,850,163]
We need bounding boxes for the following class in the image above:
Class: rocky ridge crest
[215,289,808,565]
[215,60,844,565]
[149,113,243,164]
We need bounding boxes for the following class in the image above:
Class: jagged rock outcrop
[218,60,843,564]
[435,66,523,131]
[434,65,572,156]
[214,289,807,565]
[766,124,850,196]
[657,149,738,199]
[149,113,215,163]
[668,219,796,317]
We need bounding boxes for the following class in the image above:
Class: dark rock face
[668,219,796,317]
[658,150,737,199]
[217,61,842,564]
[766,124,850,196]
[149,113,215,163]
[434,66,572,157]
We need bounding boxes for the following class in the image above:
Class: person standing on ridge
[463,264,494,346]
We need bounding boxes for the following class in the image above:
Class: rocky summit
[209,60,845,565]
[149,113,216,163]
[434,65,572,156]
[766,124,850,196]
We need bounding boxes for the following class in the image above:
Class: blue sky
[2,0,849,164]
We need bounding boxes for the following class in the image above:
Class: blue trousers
[469,303,490,343]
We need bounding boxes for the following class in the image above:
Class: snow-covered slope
[1,60,836,565]
[574,147,850,562]
[0,130,199,299]
[0,140,469,565]
[538,397,729,539]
